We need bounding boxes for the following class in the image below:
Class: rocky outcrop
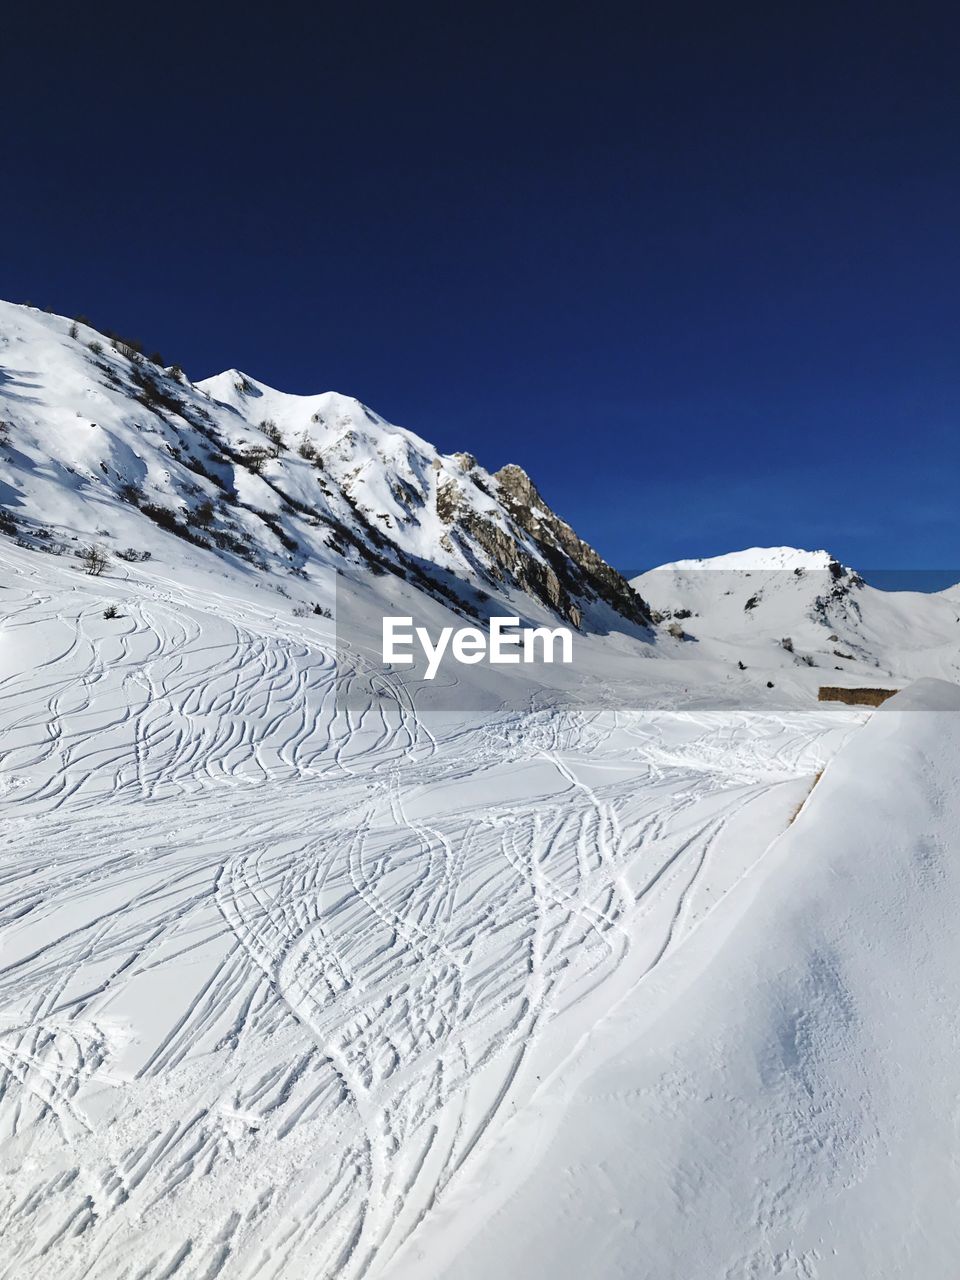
[493,464,652,628]
[813,561,865,621]
[0,300,653,637]
[433,460,651,630]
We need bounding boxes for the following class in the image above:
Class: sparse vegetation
[297,430,317,461]
[130,365,182,416]
[261,420,285,457]
[109,333,143,360]
[103,604,120,619]
[139,502,206,546]
[241,445,272,474]
[256,510,298,552]
[116,547,152,562]
[191,500,216,529]
[210,527,253,559]
[80,544,109,576]
[182,452,228,491]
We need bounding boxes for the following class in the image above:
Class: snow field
[0,542,860,1279]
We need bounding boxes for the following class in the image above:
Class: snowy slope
[633,546,960,686]
[405,680,960,1280]
[0,532,863,1280]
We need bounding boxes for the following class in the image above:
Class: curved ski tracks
[0,550,857,1279]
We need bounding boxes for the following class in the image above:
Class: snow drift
[408,679,960,1279]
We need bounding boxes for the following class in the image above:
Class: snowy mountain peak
[0,300,651,634]
[197,369,382,427]
[654,546,846,574]
[632,544,960,685]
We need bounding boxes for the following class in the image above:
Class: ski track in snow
[0,548,859,1280]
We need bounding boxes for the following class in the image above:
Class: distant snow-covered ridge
[633,547,960,685]
[651,545,848,574]
[4,298,960,693]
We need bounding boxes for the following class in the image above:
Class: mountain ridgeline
[0,301,651,634]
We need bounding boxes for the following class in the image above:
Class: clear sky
[5,3,959,572]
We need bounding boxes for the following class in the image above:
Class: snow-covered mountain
[633,545,960,685]
[6,299,960,700]
[6,300,960,1280]
[0,301,650,636]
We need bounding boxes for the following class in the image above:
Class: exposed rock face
[813,561,865,621]
[492,464,652,628]
[435,476,460,525]
[433,461,651,630]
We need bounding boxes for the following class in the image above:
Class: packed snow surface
[0,536,865,1280]
[409,680,960,1280]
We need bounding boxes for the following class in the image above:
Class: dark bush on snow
[240,445,271,474]
[211,528,253,558]
[190,500,216,529]
[140,502,207,548]
[80,545,109,576]
[261,420,286,456]
[129,366,183,417]
[256,510,298,552]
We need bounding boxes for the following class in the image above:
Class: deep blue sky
[5,3,960,572]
